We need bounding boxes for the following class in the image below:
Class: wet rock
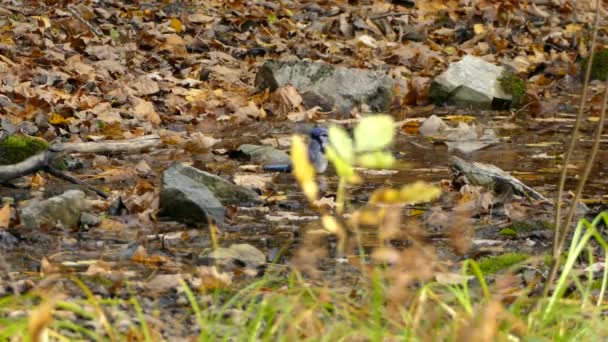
[19,190,89,230]
[236,144,290,165]
[160,163,260,225]
[205,243,266,269]
[429,55,515,109]
[255,59,394,114]
[0,230,18,249]
[80,212,101,227]
[160,163,226,225]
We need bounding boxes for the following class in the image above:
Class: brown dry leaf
[86,167,137,183]
[131,245,169,265]
[197,266,232,291]
[131,96,161,125]
[30,173,46,189]
[0,203,10,229]
[130,76,160,96]
[91,102,122,123]
[161,34,188,57]
[271,85,303,116]
[97,218,128,232]
[40,257,62,275]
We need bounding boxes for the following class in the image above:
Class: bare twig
[66,5,103,38]
[545,0,602,295]
[45,166,109,199]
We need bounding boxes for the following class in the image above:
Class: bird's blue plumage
[263,127,328,173]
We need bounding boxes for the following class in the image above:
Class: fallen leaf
[0,204,10,229]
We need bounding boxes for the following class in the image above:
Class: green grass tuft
[476,252,529,274]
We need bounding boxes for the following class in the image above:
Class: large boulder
[159,163,260,226]
[429,55,525,109]
[255,59,394,114]
[19,190,89,229]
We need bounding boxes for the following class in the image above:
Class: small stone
[206,243,266,269]
[80,212,101,227]
[19,190,89,230]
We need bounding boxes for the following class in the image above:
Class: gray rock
[80,212,101,227]
[0,230,18,250]
[429,55,512,109]
[237,144,290,165]
[159,163,260,226]
[255,59,394,114]
[19,190,89,229]
[206,243,266,268]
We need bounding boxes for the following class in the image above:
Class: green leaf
[354,115,395,152]
[328,125,354,163]
[357,151,395,169]
[267,13,277,25]
[326,146,356,179]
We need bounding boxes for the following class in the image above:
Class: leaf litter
[0,0,606,339]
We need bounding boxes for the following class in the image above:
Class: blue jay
[263,127,328,173]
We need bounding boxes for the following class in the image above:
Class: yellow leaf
[351,207,385,227]
[170,18,183,33]
[401,121,419,134]
[445,115,475,123]
[399,181,441,204]
[321,215,342,234]
[474,23,485,35]
[185,89,209,102]
[369,187,402,204]
[565,23,582,33]
[48,113,70,125]
[291,135,318,202]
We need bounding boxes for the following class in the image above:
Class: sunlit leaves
[328,125,354,163]
[326,115,397,179]
[354,114,395,152]
[370,181,441,205]
[357,151,396,169]
[326,145,356,180]
[291,135,318,202]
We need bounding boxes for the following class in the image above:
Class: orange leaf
[0,203,10,229]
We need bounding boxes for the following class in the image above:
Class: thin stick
[552,0,601,257]
[45,166,109,199]
[546,0,602,296]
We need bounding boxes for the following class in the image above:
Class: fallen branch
[0,151,52,183]
[0,135,162,196]
[50,135,161,153]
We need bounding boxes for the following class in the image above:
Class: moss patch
[498,71,527,108]
[499,228,517,238]
[0,135,49,165]
[476,252,529,275]
[581,49,608,81]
